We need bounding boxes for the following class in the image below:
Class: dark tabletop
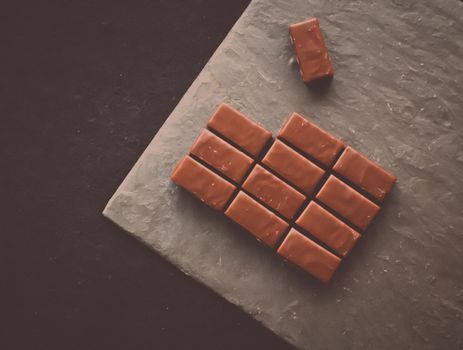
[2,1,293,349]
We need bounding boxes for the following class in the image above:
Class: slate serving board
[103,0,463,348]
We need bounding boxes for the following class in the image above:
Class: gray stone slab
[103,1,463,348]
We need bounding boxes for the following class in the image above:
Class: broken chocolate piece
[333,146,397,202]
[278,113,344,167]
[190,129,254,183]
[296,201,360,257]
[277,228,341,283]
[171,156,236,210]
[316,175,380,230]
[242,164,306,220]
[225,191,288,247]
[207,103,272,157]
[261,139,325,195]
[289,18,334,83]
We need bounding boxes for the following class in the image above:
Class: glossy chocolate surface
[334,146,397,202]
[261,140,325,194]
[190,129,254,183]
[316,175,380,230]
[277,228,341,283]
[225,191,288,247]
[207,103,272,157]
[296,201,360,257]
[171,156,236,210]
[289,18,334,83]
[278,113,344,167]
[242,164,306,220]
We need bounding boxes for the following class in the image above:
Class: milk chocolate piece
[289,18,334,83]
[225,191,288,247]
[277,228,341,283]
[296,201,360,257]
[316,176,380,230]
[171,156,236,210]
[278,113,344,167]
[190,129,254,183]
[261,140,325,195]
[207,103,272,157]
[333,146,397,202]
[242,164,306,220]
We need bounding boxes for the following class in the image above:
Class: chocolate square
[277,228,341,283]
[171,156,236,210]
[316,175,380,231]
[207,103,272,157]
[296,201,360,257]
[242,164,306,220]
[261,139,325,195]
[278,113,344,167]
[289,18,334,83]
[190,129,254,183]
[333,146,397,202]
[225,191,288,247]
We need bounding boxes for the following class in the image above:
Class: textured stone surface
[103,0,463,349]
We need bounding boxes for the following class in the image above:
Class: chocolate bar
[172,105,396,283]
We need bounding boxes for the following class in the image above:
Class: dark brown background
[1,1,293,349]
